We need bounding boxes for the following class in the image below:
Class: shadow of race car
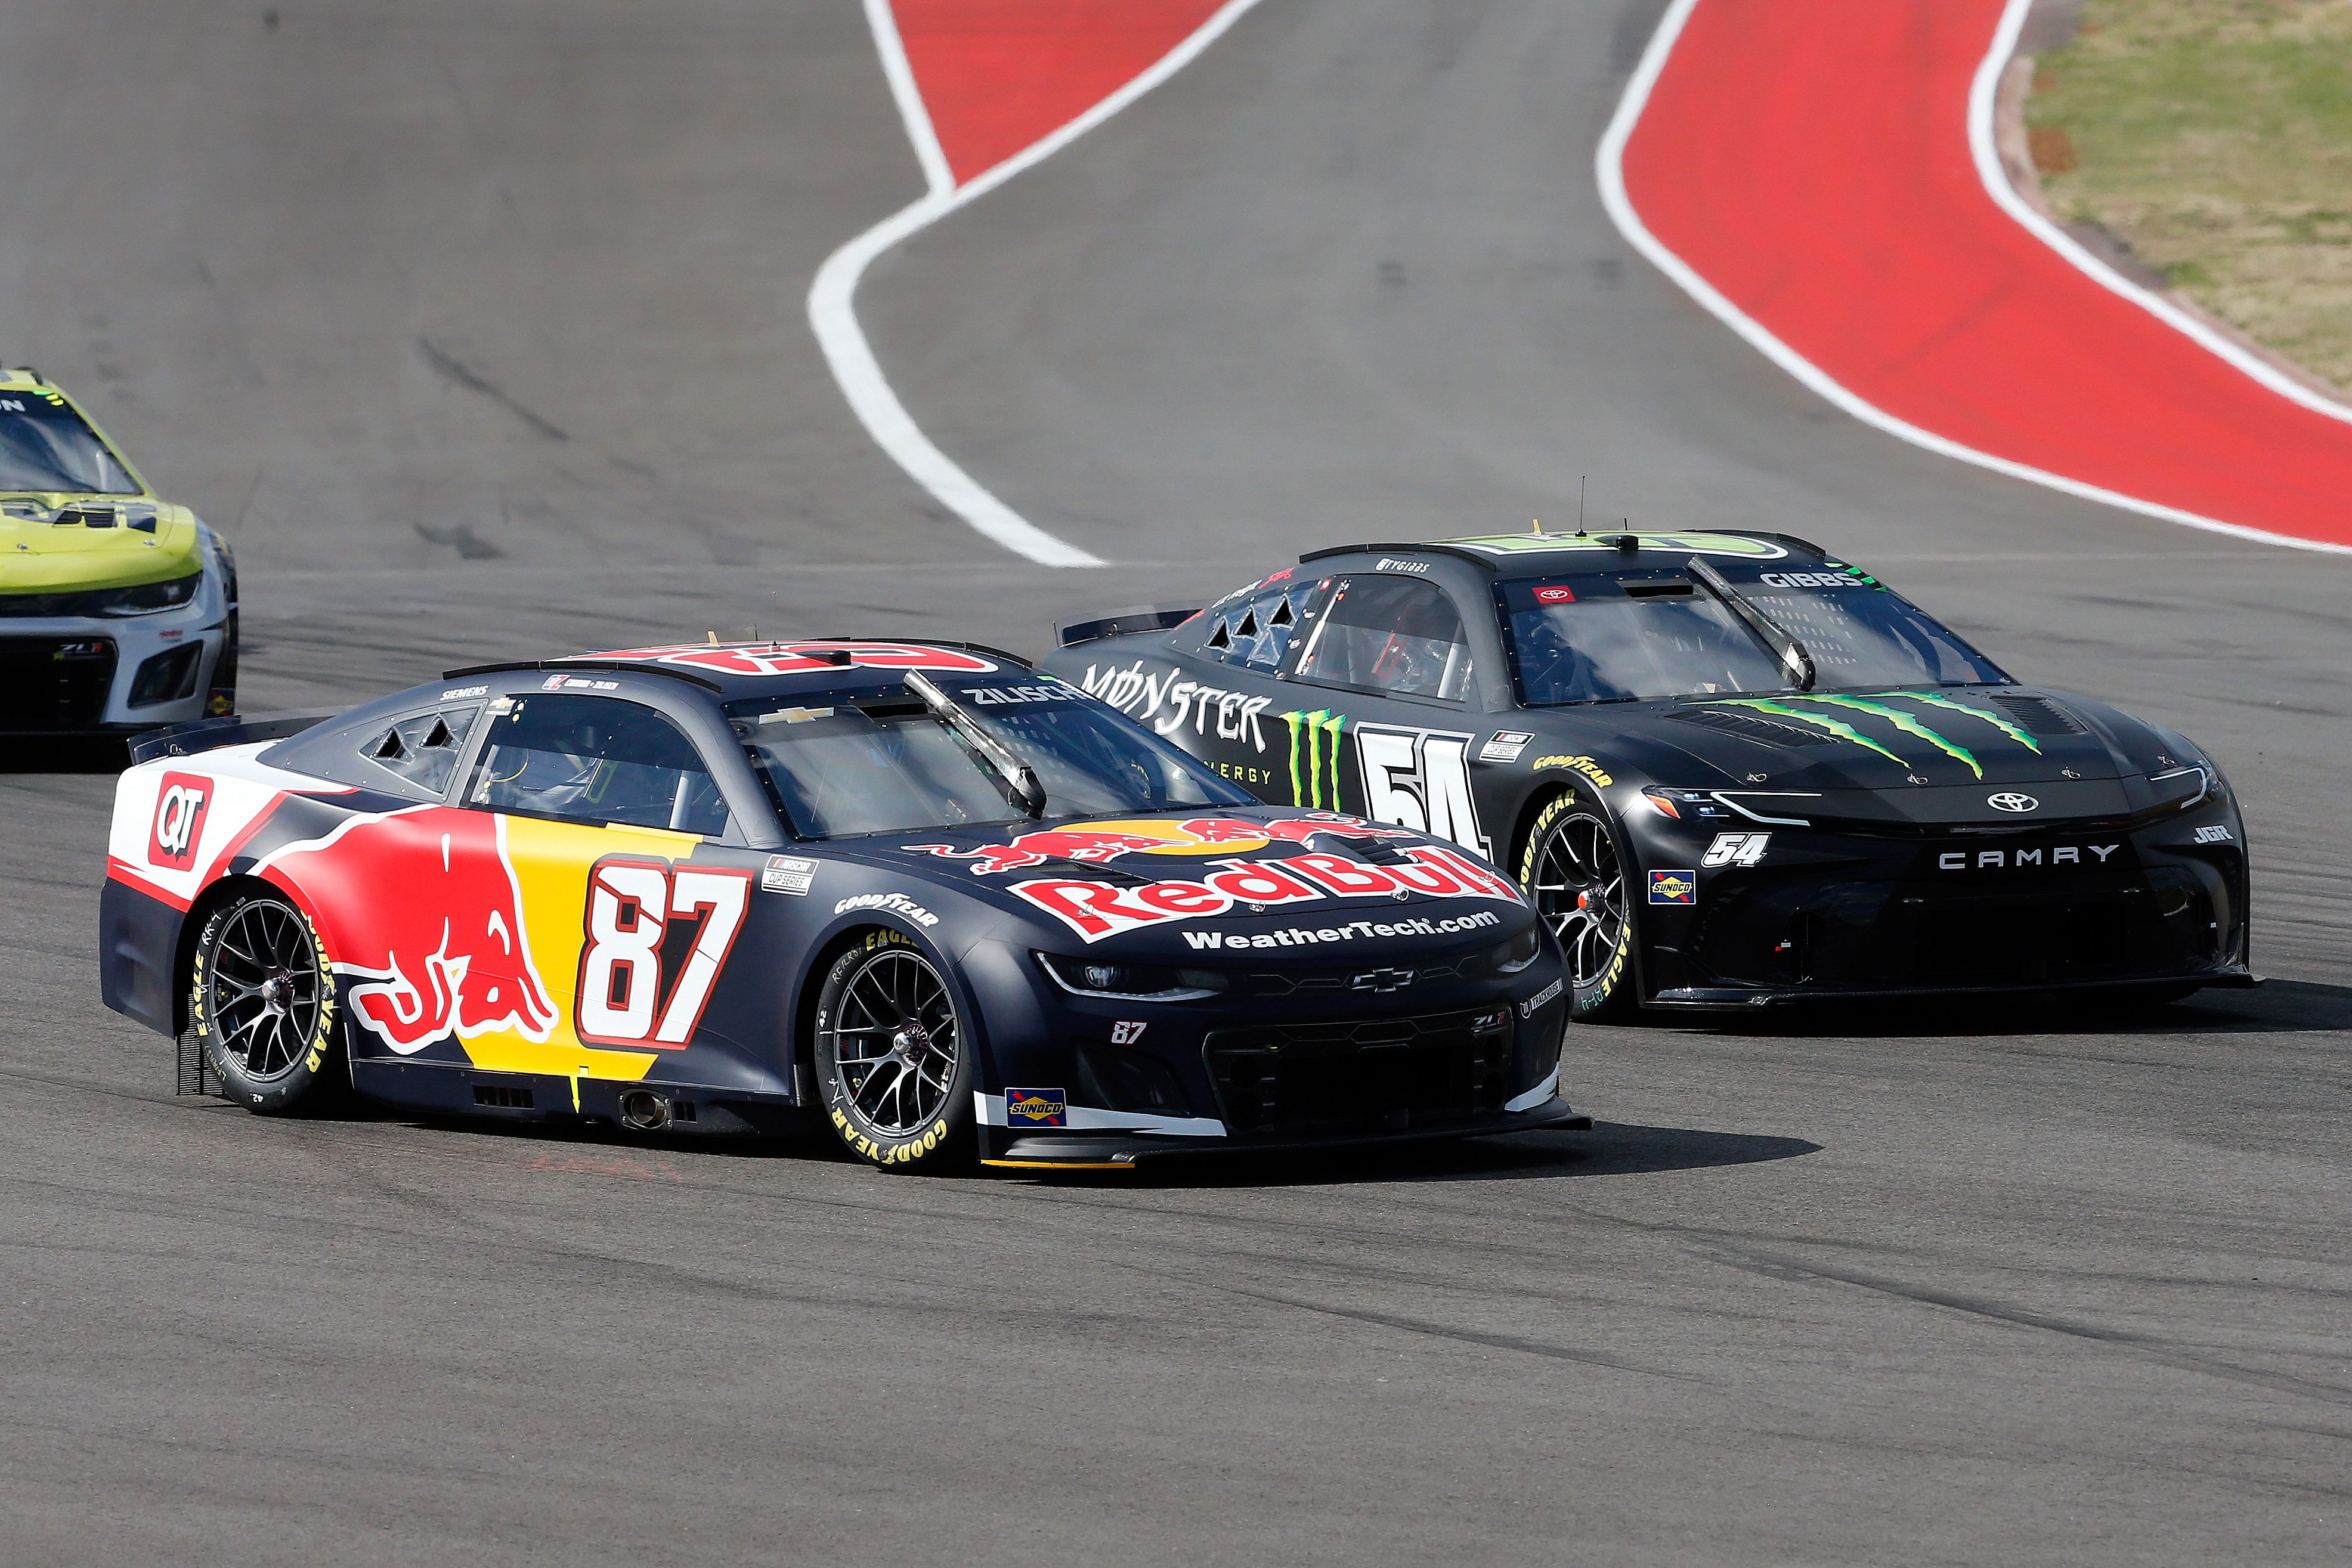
[1038,530,2255,1018]
[99,640,1583,1172]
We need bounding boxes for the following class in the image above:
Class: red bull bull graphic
[1011,843,1521,943]
[908,813,1416,875]
[257,807,560,1054]
[569,640,998,678]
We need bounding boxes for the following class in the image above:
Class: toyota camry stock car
[98,640,1583,1172]
[1039,530,2253,1018]
[0,368,239,732]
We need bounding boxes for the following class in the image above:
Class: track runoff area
[7,3,2350,1567]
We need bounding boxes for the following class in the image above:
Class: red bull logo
[1011,842,1522,943]
[259,807,559,1053]
[909,813,1415,875]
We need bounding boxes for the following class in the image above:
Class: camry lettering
[1937,844,2119,870]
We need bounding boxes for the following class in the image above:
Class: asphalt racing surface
[4,2,2347,1563]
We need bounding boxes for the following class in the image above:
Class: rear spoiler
[1054,605,1200,649]
[129,711,335,766]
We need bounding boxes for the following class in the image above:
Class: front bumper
[980,1093,1590,1170]
[0,588,231,731]
[1629,804,2251,1006]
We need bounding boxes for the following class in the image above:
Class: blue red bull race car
[99,640,1584,1172]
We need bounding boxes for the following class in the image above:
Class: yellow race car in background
[0,368,236,732]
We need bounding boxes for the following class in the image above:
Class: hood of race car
[0,500,200,592]
[838,805,1534,951]
[1584,686,2211,826]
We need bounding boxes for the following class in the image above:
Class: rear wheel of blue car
[1521,790,1636,1022]
[190,888,344,1114]
[813,929,975,1173]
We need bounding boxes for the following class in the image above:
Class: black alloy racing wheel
[190,888,344,1113]
[813,928,976,1172]
[1519,786,1637,1021]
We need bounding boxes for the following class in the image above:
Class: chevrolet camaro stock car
[0,368,238,732]
[100,640,1584,1171]
[1040,529,2252,1018]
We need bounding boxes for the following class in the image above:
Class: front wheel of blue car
[813,929,976,1173]
[1521,791,1638,1022]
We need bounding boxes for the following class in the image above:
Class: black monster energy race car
[1039,530,2254,1018]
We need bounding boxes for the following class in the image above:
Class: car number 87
[577,858,751,1048]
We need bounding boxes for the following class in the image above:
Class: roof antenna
[1577,475,1586,536]
[1529,517,1543,536]
[707,630,719,644]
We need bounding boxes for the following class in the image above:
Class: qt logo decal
[150,773,212,869]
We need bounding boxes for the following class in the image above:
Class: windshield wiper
[1688,557,1816,692]
[903,670,1047,819]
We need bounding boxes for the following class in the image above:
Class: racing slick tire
[813,928,976,1173]
[1519,788,1638,1023]
[188,887,345,1115]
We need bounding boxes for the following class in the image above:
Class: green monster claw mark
[1716,698,1910,767]
[1884,690,2042,754]
[1282,709,1348,807]
[1790,695,1983,778]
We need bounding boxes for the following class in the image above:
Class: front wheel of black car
[813,929,976,1173]
[1521,790,1638,1022]
[190,888,343,1114]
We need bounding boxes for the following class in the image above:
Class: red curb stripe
[1622,0,2352,549]
[895,0,1225,185]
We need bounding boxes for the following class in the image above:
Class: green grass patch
[2026,0,2352,388]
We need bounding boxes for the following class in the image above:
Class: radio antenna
[1577,476,1586,534]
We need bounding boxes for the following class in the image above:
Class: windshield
[0,393,139,494]
[1503,565,2006,705]
[729,684,1252,839]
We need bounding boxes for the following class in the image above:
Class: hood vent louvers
[1988,693,2088,737]
[1667,707,1839,746]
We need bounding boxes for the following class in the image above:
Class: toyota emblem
[1987,792,2039,813]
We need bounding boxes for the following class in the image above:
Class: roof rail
[1298,541,1507,572]
[438,658,726,692]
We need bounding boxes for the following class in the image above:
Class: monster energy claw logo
[1283,709,1347,808]
[1705,692,2040,779]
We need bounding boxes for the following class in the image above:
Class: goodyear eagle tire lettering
[812,929,974,1173]
[1519,789,1637,1023]
[189,888,347,1115]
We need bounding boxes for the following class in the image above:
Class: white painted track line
[810,0,1270,570]
[1595,0,2352,556]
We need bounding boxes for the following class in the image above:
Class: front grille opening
[1204,1006,1512,1138]
[129,643,203,708]
[1075,1043,1193,1117]
[472,1084,534,1109]
[0,636,116,727]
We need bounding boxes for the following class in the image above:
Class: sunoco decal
[1005,1087,1068,1127]
[1010,844,1522,943]
[1647,869,1697,905]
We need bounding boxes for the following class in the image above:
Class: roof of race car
[1298,528,1834,571]
[444,640,1035,699]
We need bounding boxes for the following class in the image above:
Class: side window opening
[360,704,481,798]
[1295,577,1473,701]
[464,693,732,837]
